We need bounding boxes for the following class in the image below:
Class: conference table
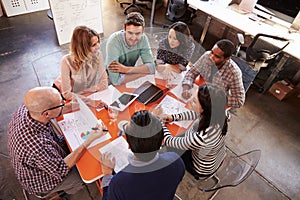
[187,0,300,92]
[59,74,204,185]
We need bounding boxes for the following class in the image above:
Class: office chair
[120,0,150,15]
[163,0,197,28]
[232,33,290,92]
[174,149,261,200]
[197,149,261,200]
[23,189,66,200]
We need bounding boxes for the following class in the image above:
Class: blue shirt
[102,152,185,200]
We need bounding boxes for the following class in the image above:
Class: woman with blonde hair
[54,26,108,108]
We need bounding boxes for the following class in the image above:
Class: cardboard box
[269,80,295,101]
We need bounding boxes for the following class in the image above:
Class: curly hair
[124,12,145,28]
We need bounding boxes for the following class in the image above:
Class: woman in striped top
[161,84,228,179]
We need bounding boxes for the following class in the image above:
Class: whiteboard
[49,0,103,45]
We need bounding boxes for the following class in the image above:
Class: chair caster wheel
[258,87,264,93]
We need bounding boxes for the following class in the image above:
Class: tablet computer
[110,92,139,111]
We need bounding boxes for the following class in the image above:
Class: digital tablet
[110,92,139,111]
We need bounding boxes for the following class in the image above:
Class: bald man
[8,87,104,198]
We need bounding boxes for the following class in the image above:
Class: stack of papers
[58,95,111,150]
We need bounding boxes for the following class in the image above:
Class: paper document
[126,75,155,88]
[155,70,184,85]
[88,85,121,105]
[58,95,111,150]
[157,95,193,129]
[99,137,133,173]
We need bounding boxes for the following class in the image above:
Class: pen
[91,127,109,132]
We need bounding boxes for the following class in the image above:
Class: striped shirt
[163,110,226,176]
[7,105,69,194]
[182,52,245,108]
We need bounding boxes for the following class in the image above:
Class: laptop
[238,0,258,13]
[133,81,164,105]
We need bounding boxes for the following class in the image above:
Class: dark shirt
[156,37,195,71]
[102,152,185,200]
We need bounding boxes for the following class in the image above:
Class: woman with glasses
[54,26,108,108]
[155,84,228,179]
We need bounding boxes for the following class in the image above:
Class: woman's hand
[161,114,173,123]
[62,100,79,114]
[85,99,107,109]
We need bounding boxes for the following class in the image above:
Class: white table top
[187,0,300,60]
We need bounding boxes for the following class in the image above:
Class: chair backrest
[198,149,261,192]
[231,56,258,92]
[246,33,290,65]
[32,49,69,87]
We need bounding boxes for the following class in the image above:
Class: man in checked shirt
[181,39,245,108]
[8,87,105,198]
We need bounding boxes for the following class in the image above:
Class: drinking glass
[108,106,119,124]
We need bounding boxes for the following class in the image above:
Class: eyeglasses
[42,101,65,114]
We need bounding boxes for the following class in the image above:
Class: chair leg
[174,193,183,200]
[84,183,95,200]
[120,2,131,8]
[208,189,219,200]
[23,189,29,200]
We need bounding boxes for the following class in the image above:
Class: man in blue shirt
[100,110,185,200]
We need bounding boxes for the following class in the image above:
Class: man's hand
[151,105,163,117]
[100,152,116,175]
[83,124,106,148]
[181,85,192,99]
[108,61,130,74]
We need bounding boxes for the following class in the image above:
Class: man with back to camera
[7,86,105,198]
[181,39,245,108]
[105,12,155,85]
[100,110,185,200]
